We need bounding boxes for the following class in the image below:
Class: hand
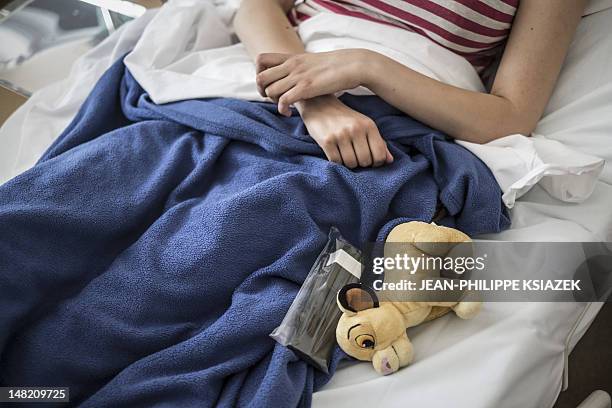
[256,49,369,116]
[297,95,393,168]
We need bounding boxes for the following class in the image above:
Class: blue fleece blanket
[0,58,509,407]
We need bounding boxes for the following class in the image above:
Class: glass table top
[0,0,148,95]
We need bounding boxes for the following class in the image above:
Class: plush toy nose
[372,348,400,375]
[380,357,394,375]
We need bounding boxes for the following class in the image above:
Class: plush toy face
[336,284,414,375]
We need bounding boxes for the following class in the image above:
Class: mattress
[315,182,612,408]
[0,5,610,408]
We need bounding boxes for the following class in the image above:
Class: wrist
[344,49,371,88]
[295,94,339,118]
[359,49,384,89]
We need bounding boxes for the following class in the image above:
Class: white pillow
[535,7,612,185]
[584,0,612,15]
[458,136,603,208]
[460,5,611,208]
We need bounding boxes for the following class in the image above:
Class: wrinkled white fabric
[584,0,612,15]
[465,135,605,207]
[123,0,605,208]
[0,11,156,184]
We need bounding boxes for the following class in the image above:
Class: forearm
[234,0,304,60]
[234,0,331,115]
[362,52,531,144]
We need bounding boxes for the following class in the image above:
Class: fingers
[365,124,393,167]
[325,137,393,169]
[257,64,290,98]
[315,121,394,169]
[352,131,373,167]
[336,123,393,168]
[255,53,292,97]
[320,140,343,164]
[264,77,295,103]
[336,132,360,169]
[278,84,315,116]
[386,149,394,164]
[301,98,393,169]
[255,53,291,74]
[259,73,312,115]
[277,86,304,116]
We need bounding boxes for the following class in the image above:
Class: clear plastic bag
[270,227,362,373]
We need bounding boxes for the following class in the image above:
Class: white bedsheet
[0,4,611,408]
[315,181,612,408]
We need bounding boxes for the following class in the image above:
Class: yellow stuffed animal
[335,221,481,375]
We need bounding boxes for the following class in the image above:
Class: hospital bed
[0,1,611,407]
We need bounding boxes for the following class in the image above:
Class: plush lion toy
[335,221,481,375]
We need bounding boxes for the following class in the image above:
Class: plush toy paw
[452,301,482,319]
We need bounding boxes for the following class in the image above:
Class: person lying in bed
[234,0,587,169]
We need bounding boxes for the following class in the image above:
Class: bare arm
[257,0,588,144]
[364,0,588,143]
[234,0,304,58]
[234,0,393,168]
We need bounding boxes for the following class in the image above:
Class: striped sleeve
[293,0,518,73]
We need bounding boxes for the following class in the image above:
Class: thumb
[385,148,394,163]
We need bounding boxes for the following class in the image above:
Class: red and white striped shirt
[291,0,519,73]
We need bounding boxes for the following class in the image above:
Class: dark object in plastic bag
[270,227,362,373]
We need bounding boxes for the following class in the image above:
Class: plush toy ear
[337,283,379,316]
